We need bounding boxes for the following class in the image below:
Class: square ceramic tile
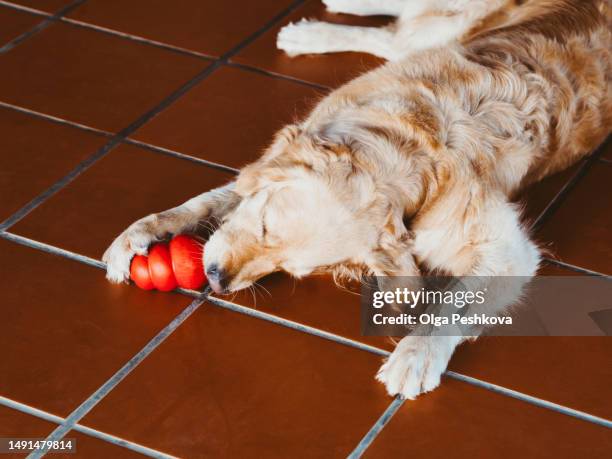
[10,144,233,260]
[0,107,107,223]
[68,0,296,57]
[0,21,208,132]
[233,0,390,88]
[131,65,324,168]
[0,238,192,416]
[536,161,611,274]
[212,272,392,351]
[0,5,42,45]
[364,378,612,458]
[80,303,391,458]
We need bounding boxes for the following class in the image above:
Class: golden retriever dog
[104,0,611,399]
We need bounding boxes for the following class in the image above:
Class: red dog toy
[130,235,207,291]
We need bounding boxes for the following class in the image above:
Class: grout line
[226,61,331,91]
[446,371,612,429]
[205,0,307,59]
[27,299,205,459]
[123,138,240,175]
[0,101,113,137]
[529,158,593,231]
[0,231,105,269]
[59,15,216,60]
[0,396,176,459]
[0,396,65,425]
[347,396,404,458]
[531,136,610,230]
[599,157,612,166]
[0,140,113,231]
[206,295,389,356]
[0,0,87,53]
[3,230,612,431]
[0,1,50,15]
[0,101,239,174]
[70,424,177,459]
[0,0,307,233]
[543,257,610,278]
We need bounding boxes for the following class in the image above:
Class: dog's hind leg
[277,20,399,60]
[279,0,508,60]
[103,182,240,284]
[323,0,408,17]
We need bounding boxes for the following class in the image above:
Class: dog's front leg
[376,198,541,399]
[103,182,239,283]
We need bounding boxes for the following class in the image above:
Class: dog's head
[204,124,425,294]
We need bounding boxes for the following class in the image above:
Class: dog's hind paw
[376,335,452,399]
[277,20,335,57]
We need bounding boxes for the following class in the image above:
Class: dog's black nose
[206,263,228,292]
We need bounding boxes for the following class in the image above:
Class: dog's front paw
[102,217,160,283]
[376,336,452,399]
[277,20,331,56]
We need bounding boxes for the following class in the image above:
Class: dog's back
[466,0,611,182]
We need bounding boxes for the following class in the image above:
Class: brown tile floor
[537,161,612,275]
[0,1,610,458]
[0,5,43,46]
[0,20,208,132]
[0,106,107,222]
[363,378,612,459]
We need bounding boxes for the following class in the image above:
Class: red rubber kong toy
[148,244,177,291]
[130,255,154,290]
[170,235,207,290]
[129,235,207,292]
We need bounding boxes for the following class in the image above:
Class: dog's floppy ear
[261,124,303,163]
[235,162,290,196]
[235,125,303,196]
